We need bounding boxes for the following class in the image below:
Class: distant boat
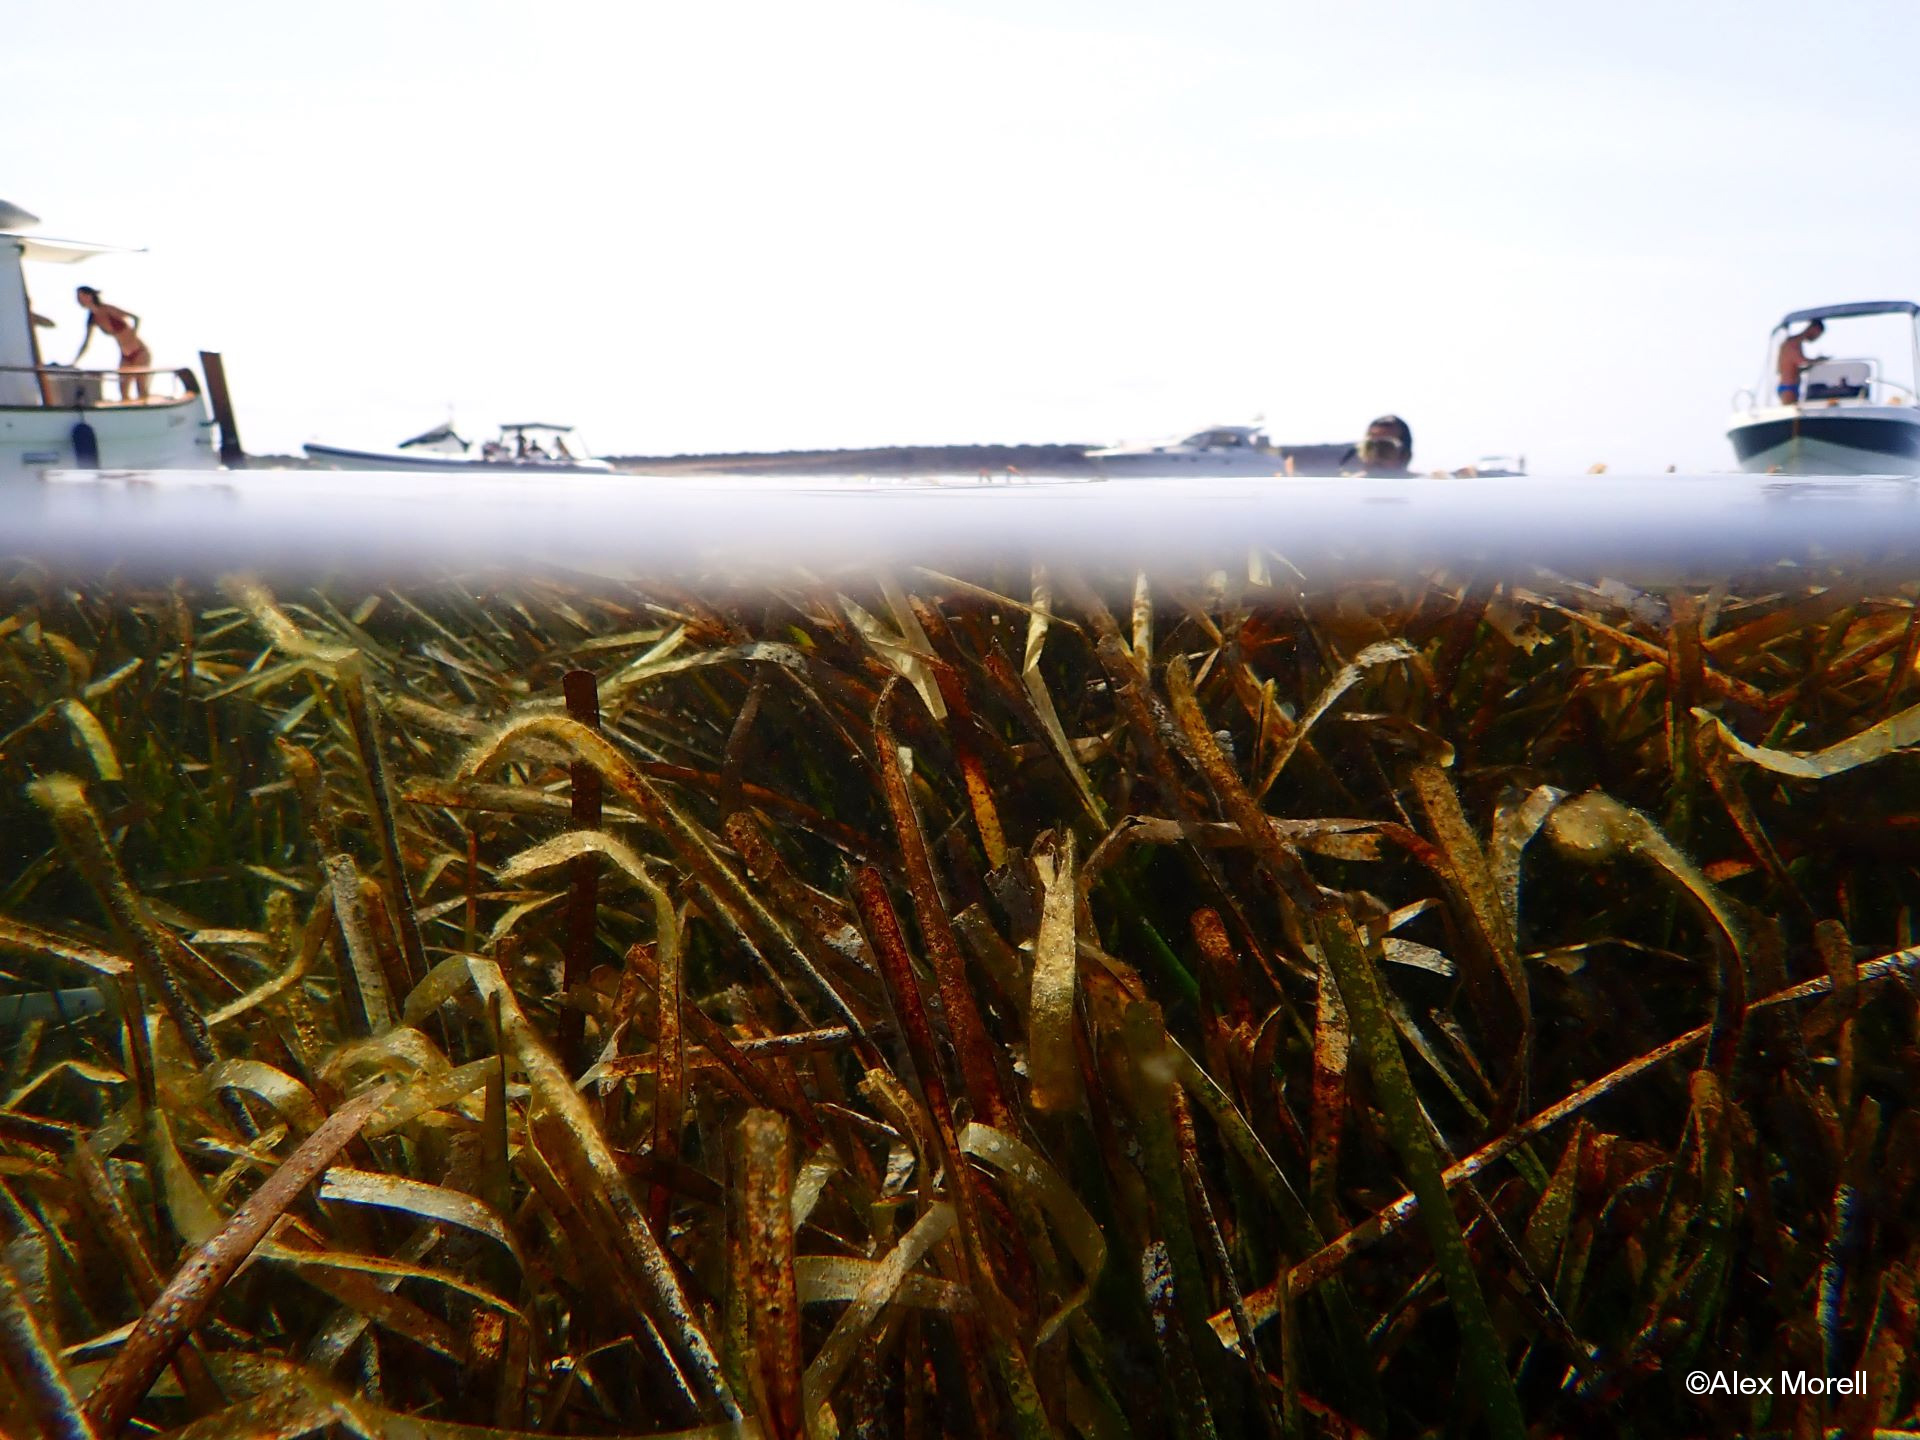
[2,199,218,477]
[1728,302,1920,474]
[1086,421,1465,477]
[1454,454,1527,478]
[1086,424,1294,476]
[305,421,615,474]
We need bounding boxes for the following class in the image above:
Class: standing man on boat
[71,286,153,402]
[1776,318,1824,405]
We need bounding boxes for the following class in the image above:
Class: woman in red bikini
[72,286,154,401]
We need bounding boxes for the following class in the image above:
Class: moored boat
[1,200,216,478]
[1086,423,1292,476]
[1727,302,1920,474]
[1086,415,1450,477]
[305,421,614,474]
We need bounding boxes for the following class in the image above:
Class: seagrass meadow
[0,559,1916,1440]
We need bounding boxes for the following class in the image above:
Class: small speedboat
[305,421,614,474]
[1727,302,1920,474]
[1454,454,1527,478]
[2,198,219,478]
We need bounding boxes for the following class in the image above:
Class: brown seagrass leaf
[795,1259,970,1312]
[1026,833,1081,1116]
[219,576,356,666]
[317,1167,523,1265]
[458,955,739,1420]
[202,1060,324,1134]
[85,1083,394,1436]
[1695,699,1920,779]
[1543,792,1743,964]
[734,1109,804,1440]
[1256,639,1417,798]
[1488,784,1567,940]
[0,1249,101,1440]
[57,698,123,782]
[802,1200,957,1415]
[958,1123,1104,1345]
[0,917,131,979]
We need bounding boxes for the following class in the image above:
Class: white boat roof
[0,231,142,265]
[1780,300,1919,327]
[400,423,467,449]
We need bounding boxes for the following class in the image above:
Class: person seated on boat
[1341,414,1414,476]
[71,286,153,402]
[1776,319,1824,405]
[482,439,509,461]
[550,434,574,460]
[524,437,549,459]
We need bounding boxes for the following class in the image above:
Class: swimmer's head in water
[1359,414,1412,469]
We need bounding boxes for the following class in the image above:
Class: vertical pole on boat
[1909,311,1919,407]
[198,351,246,468]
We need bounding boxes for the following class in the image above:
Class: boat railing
[1738,360,1918,413]
[1811,376,1916,407]
[0,365,201,409]
[1862,376,1913,406]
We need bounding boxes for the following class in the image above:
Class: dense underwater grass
[0,561,1915,1438]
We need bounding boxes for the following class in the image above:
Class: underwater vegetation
[0,561,1915,1438]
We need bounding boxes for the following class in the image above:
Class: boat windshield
[1185,429,1254,448]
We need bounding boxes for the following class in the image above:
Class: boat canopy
[0,232,142,265]
[1780,301,1920,328]
[399,423,469,451]
[501,422,574,433]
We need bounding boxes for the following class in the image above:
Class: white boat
[1086,417,1437,477]
[305,421,614,474]
[1727,302,1920,474]
[1,200,216,478]
[1455,454,1528,478]
[1086,423,1293,476]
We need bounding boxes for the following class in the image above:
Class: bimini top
[0,232,142,265]
[1780,300,1920,328]
[399,423,469,451]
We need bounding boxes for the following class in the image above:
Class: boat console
[1800,358,1873,402]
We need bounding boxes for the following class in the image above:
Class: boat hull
[2,396,214,479]
[1088,452,1294,477]
[1727,407,1920,475]
[304,443,614,475]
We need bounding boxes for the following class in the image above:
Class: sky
[7,0,1920,471]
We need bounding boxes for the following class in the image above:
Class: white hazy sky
[8,0,1920,470]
